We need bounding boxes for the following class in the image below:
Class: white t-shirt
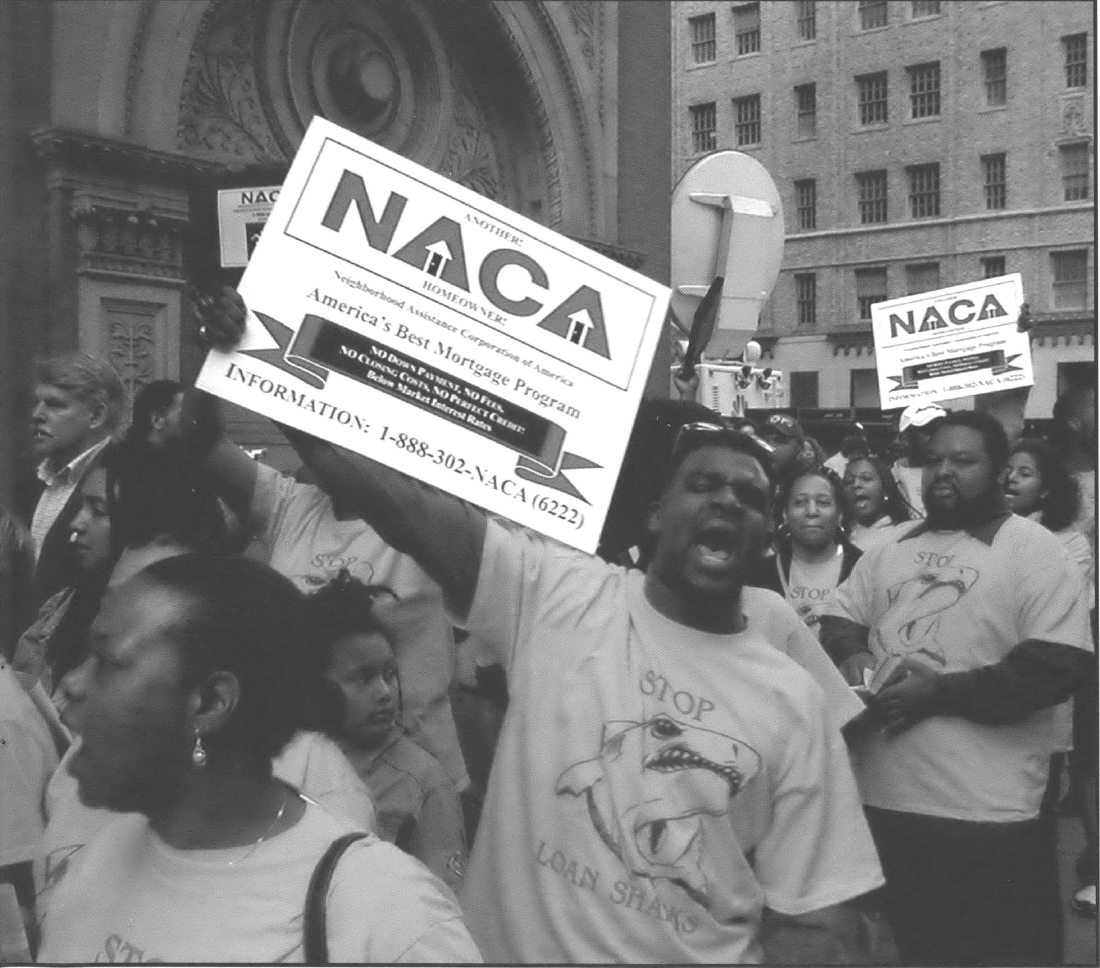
[829,515,1093,821]
[37,731,375,895]
[0,661,59,867]
[785,548,845,637]
[460,520,884,964]
[247,463,467,789]
[740,586,864,734]
[37,800,479,963]
[849,516,902,552]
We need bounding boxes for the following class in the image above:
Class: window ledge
[850,123,890,134]
[904,114,943,126]
[977,103,1008,114]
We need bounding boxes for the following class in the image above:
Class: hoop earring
[191,731,207,768]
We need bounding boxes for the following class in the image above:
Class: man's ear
[189,670,241,739]
[86,396,110,433]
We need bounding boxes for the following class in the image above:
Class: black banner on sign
[240,311,599,502]
[888,350,1022,392]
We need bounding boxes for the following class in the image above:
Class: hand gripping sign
[197,117,670,552]
[871,274,1033,409]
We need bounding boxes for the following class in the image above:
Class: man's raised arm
[178,387,259,522]
[190,286,485,618]
[279,425,485,619]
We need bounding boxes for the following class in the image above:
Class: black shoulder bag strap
[304,832,371,963]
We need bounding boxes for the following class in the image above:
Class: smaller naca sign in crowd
[871,273,1033,409]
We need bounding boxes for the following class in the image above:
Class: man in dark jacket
[14,354,124,606]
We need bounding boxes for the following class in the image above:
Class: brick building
[673,0,1095,418]
[0,0,670,498]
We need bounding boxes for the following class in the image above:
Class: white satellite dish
[671,151,785,360]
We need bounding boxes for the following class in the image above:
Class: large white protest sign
[871,274,1032,410]
[197,117,670,552]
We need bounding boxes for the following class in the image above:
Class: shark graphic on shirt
[872,565,980,671]
[555,714,760,908]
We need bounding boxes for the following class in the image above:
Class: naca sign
[870,274,1033,408]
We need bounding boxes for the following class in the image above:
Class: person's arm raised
[189,285,485,617]
[278,425,485,620]
[177,387,259,523]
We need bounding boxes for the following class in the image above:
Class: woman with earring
[32,444,375,945]
[752,467,862,641]
[37,554,478,963]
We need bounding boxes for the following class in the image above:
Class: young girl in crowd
[37,555,477,963]
[843,455,911,551]
[753,468,862,639]
[305,572,467,891]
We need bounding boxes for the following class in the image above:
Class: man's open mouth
[692,522,737,567]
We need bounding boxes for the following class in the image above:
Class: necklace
[226,791,290,867]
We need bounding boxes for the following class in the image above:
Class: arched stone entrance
[0,0,669,493]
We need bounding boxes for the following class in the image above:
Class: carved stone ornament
[103,297,160,401]
[566,0,600,73]
[439,73,502,201]
[178,0,284,162]
[1061,94,1088,138]
[70,198,187,282]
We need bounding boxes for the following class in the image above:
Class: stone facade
[0,0,670,495]
[672,0,1094,417]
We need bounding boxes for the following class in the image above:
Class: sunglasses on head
[671,421,776,463]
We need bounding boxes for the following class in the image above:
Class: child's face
[325,632,399,747]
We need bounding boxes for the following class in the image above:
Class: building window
[982,153,1007,210]
[1061,143,1090,201]
[906,262,941,294]
[981,255,1006,278]
[1064,33,1088,89]
[858,0,888,30]
[981,48,1007,106]
[856,72,889,125]
[790,372,820,408]
[795,83,817,137]
[795,179,817,230]
[796,273,817,327]
[797,0,816,41]
[855,267,888,321]
[856,170,888,224]
[907,163,940,218]
[734,3,761,56]
[689,14,717,64]
[911,0,941,17]
[1051,250,1089,309]
[850,369,881,408]
[690,103,717,154]
[908,62,941,118]
[733,94,761,146]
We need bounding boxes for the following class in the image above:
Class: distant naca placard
[197,117,670,552]
[871,274,1032,409]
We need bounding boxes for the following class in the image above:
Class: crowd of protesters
[0,286,1094,965]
